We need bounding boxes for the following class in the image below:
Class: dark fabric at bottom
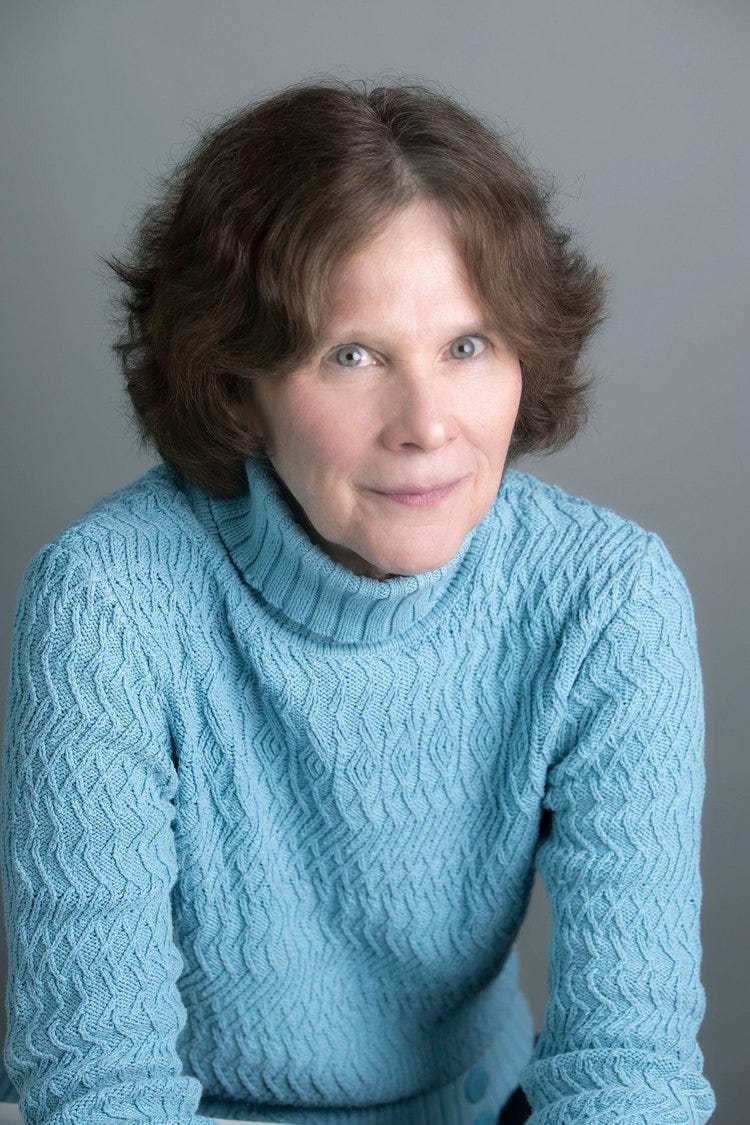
[497,1082,532,1123]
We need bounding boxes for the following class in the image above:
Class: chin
[366,539,462,578]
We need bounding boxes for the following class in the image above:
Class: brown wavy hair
[102,77,609,499]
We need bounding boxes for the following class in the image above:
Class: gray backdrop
[1,1,747,1119]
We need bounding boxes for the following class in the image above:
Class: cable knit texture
[0,455,715,1123]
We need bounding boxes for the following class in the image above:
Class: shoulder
[493,469,688,624]
[14,462,209,623]
[499,467,649,555]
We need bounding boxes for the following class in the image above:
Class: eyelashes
[325,334,491,371]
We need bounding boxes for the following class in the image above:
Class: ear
[237,379,276,456]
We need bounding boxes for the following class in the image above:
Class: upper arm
[1,542,212,1124]
[519,533,715,1122]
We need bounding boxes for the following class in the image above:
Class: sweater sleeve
[519,533,716,1123]
[0,542,216,1124]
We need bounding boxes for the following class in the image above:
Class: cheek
[498,372,523,429]
[474,383,521,443]
[294,398,369,470]
[305,427,359,476]
[269,399,325,468]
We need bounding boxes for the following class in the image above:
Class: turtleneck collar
[204,456,487,646]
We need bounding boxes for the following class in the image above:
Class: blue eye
[449,335,488,360]
[330,344,376,369]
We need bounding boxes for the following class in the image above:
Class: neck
[197,455,486,645]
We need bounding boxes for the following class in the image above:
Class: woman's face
[245,198,523,580]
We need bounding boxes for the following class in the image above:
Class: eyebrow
[322,322,498,346]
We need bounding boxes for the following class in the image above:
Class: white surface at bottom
[0,1105,289,1125]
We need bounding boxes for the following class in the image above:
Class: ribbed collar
[205,456,486,646]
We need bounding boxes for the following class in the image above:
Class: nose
[380,368,459,451]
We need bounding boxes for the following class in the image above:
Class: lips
[370,476,469,508]
[375,477,466,496]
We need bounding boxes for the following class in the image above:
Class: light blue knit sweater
[1,455,715,1124]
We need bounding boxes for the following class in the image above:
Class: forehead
[323,201,482,334]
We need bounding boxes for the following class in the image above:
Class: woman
[0,79,715,1124]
